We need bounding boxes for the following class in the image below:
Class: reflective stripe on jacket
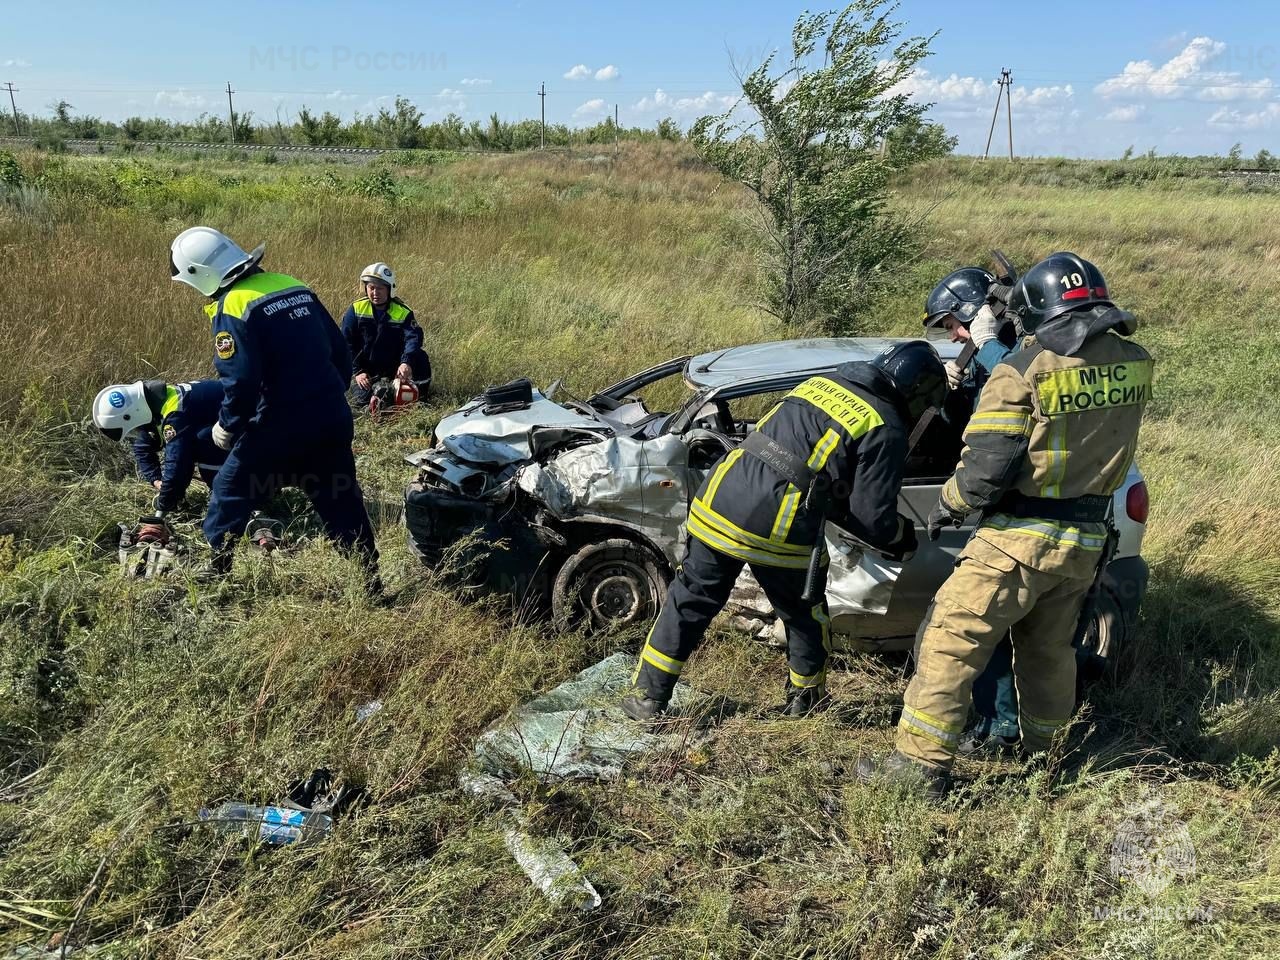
[689,366,910,568]
[942,330,1153,577]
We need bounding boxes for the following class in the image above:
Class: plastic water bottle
[198,802,333,845]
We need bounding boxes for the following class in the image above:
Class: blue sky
[3,0,1279,157]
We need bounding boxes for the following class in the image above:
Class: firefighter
[856,252,1154,797]
[341,262,432,409]
[925,267,1025,753]
[92,378,227,513]
[168,226,379,585]
[622,341,947,721]
[923,266,1018,394]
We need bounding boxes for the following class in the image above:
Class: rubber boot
[782,683,829,718]
[853,749,951,800]
[620,691,667,722]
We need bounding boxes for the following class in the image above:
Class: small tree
[1226,142,1243,170]
[656,117,681,141]
[690,1,935,330]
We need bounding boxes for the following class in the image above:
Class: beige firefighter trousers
[895,535,1094,769]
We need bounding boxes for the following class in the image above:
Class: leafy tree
[656,117,681,141]
[1254,148,1274,171]
[690,1,935,330]
[1226,142,1243,169]
[883,114,955,165]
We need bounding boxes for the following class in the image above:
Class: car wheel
[552,538,668,633]
[1076,585,1129,691]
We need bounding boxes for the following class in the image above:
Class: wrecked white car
[404,338,1150,670]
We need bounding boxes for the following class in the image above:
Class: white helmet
[93,382,153,442]
[170,226,264,297]
[360,262,396,293]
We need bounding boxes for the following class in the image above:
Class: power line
[983,68,1013,160]
[3,82,19,135]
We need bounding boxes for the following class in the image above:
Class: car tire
[1075,584,1128,691]
[551,538,668,633]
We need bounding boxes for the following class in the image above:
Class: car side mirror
[545,377,563,401]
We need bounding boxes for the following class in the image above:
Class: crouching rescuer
[342,262,432,409]
[856,252,1154,797]
[623,342,947,721]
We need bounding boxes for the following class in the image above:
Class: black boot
[193,547,234,582]
[620,691,667,722]
[853,750,951,800]
[782,683,829,718]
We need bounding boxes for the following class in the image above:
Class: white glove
[944,359,965,391]
[968,302,1001,347]
[212,422,235,451]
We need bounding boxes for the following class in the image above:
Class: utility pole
[3,82,19,135]
[1004,68,1014,160]
[982,68,1014,160]
[538,82,546,149]
[226,81,236,143]
[614,103,619,156]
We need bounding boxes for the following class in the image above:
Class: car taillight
[1125,481,1149,524]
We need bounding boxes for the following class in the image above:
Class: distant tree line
[6,96,687,151]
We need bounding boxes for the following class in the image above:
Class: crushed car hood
[432,391,604,466]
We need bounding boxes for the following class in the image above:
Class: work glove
[212,422,235,451]
[944,359,965,391]
[926,500,963,542]
[968,303,1002,348]
[986,282,1013,317]
[882,516,919,563]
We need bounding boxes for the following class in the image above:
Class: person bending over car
[341,262,432,408]
[623,341,947,721]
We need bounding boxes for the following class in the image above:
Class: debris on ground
[197,768,363,847]
[461,652,719,909]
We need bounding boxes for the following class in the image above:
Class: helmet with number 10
[1007,252,1112,334]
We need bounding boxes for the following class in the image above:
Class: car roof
[683,337,964,390]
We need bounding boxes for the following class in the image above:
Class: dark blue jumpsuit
[340,297,432,406]
[202,269,377,566]
[130,379,227,512]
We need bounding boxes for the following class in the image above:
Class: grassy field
[1,145,1278,958]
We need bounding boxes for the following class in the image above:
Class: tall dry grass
[1,147,1278,958]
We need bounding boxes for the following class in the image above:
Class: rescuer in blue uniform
[92,378,227,512]
[341,262,432,407]
[168,226,379,584]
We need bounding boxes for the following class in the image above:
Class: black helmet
[1007,252,1112,334]
[870,340,948,426]
[923,267,995,328]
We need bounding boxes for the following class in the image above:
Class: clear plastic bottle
[198,802,333,845]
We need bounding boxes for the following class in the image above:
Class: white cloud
[1105,104,1146,123]
[892,68,1073,112]
[573,98,608,118]
[631,88,736,117]
[594,65,619,81]
[1208,103,1280,130]
[432,88,466,114]
[3,58,31,68]
[154,89,209,111]
[325,90,359,102]
[460,78,492,86]
[564,64,592,81]
[1096,36,1274,101]
[895,69,990,102]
